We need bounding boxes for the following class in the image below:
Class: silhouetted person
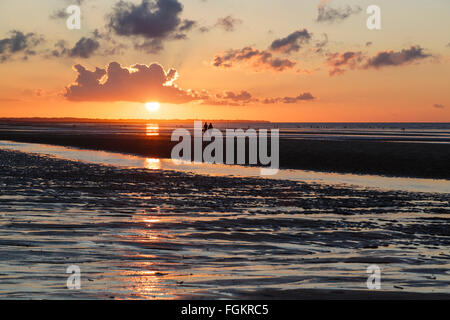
[208,123,213,130]
[203,122,208,133]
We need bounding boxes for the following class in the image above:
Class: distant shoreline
[0,117,271,124]
[0,118,448,124]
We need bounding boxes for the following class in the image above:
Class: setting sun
[146,102,160,112]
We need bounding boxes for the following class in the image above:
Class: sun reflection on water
[145,158,161,170]
[146,124,159,136]
[114,209,181,299]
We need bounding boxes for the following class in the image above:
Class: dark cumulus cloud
[69,37,100,58]
[263,92,315,104]
[49,37,102,59]
[213,47,296,72]
[0,30,43,63]
[433,104,445,109]
[107,0,194,52]
[269,29,312,54]
[64,61,196,104]
[364,46,431,69]
[317,2,362,24]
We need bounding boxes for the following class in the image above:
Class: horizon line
[0,117,449,124]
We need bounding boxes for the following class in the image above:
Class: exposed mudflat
[0,150,449,299]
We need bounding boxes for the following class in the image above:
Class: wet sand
[0,131,449,179]
[0,149,448,299]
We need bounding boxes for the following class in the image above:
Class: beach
[1,0,449,305]
[0,120,449,179]
[0,147,449,299]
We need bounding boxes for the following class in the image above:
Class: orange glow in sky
[0,0,448,122]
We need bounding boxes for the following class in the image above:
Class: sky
[0,0,449,122]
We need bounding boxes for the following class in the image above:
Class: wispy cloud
[316,1,362,24]
[326,46,433,76]
[213,47,296,72]
[269,29,312,54]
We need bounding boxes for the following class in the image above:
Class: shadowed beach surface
[0,149,448,299]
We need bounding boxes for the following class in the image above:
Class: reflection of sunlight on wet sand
[146,124,159,136]
[145,158,161,170]
[120,268,177,299]
[116,209,181,299]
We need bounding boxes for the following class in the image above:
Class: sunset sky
[0,0,449,121]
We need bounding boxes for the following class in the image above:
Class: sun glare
[146,102,160,112]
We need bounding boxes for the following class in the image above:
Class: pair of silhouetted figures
[203,122,213,133]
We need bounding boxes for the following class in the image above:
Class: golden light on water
[145,158,161,170]
[146,124,159,136]
[146,102,160,112]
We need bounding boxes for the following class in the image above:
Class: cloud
[48,31,127,59]
[433,104,446,109]
[364,46,431,69]
[213,47,296,72]
[50,8,70,20]
[134,39,164,54]
[202,90,255,106]
[0,30,44,63]
[262,92,315,104]
[178,19,197,32]
[64,63,313,106]
[50,0,87,19]
[64,61,196,104]
[201,90,316,106]
[269,29,312,54]
[314,33,329,53]
[219,91,253,102]
[215,16,242,32]
[326,51,364,76]
[325,46,433,75]
[317,2,362,23]
[68,37,100,58]
[197,15,242,33]
[48,37,101,59]
[107,0,193,52]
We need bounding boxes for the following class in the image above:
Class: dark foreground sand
[0,149,448,299]
[0,131,449,179]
